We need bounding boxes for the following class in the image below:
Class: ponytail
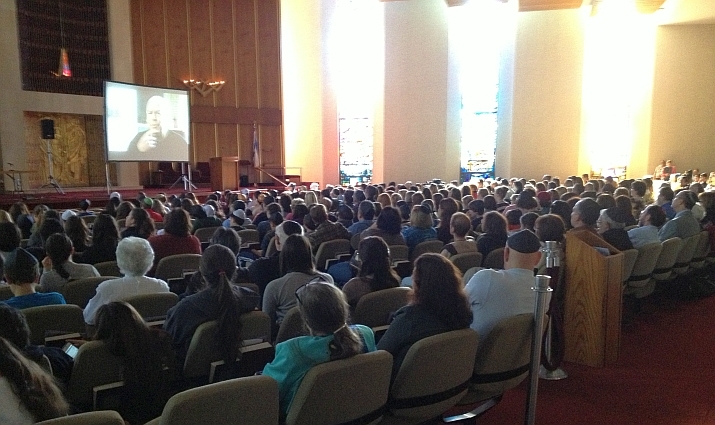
[328,324,363,361]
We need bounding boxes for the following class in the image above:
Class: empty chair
[154,254,202,282]
[482,248,505,269]
[443,313,533,422]
[193,226,220,243]
[620,249,639,285]
[94,261,122,277]
[66,340,125,410]
[352,287,412,333]
[285,350,393,425]
[389,245,409,264]
[624,243,662,299]
[23,304,86,345]
[60,276,113,308]
[124,292,179,322]
[314,239,352,272]
[409,239,444,262]
[144,375,279,425]
[652,237,682,284]
[274,307,307,344]
[450,252,484,275]
[673,234,699,277]
[36,411,125,425]
[381,328,479,425]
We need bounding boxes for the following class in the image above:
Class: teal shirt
[3,292,66,310]
[262,324,376,417]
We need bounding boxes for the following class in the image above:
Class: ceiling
[655,0,715,25]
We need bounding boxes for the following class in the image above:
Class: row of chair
[41,313,535,425]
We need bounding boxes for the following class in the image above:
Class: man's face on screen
[145,96,165,132]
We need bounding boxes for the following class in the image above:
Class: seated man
[465,230,547,338]
[347,200,375,236]
[656,185,676,220]
[569,198,602,238]
[658,190,701,241]
[248,220,304,297]
[597,207,633,251]
[2,248,66,310]
[628,205,667,248]
[306,204,350,254]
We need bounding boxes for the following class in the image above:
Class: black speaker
[240,175,249,187]
[41,119,55,139]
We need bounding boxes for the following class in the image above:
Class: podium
[210,157,250,191]
[563,231,623,367]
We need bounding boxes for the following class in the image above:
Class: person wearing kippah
[597,207,634,251]
[464,230,548,338]
[2,248,66,310]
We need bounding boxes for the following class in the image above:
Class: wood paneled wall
[130,0,282,184]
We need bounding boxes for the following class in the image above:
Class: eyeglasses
[294,278,324,305]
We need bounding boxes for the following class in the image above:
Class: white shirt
[0,376,35,425]
[83,275,170,324]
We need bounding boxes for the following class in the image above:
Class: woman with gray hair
[83,237,170,325]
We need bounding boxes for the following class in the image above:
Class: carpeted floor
[476,291,715,424]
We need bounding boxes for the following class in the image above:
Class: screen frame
[103,80,191,163]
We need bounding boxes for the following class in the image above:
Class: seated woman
[164,245,259,367]
[84,237,170,325]
[476,211,509,260]
[342,236,400,310]
[0,337,69,424]
[534,214,566,275]
[38,233,99,293]
[120,207,156,239]
[262,281,376,418]
[92,302,175,424]
[401,205,438,256]
[148,209,201,275]
[76,214,120,265]
[4,248,66,310]
[63,215,91,253]
[377,253,472,378]
[440,212,478,259]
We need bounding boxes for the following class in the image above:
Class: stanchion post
[525,275,552,425]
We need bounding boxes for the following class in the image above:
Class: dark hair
[438,198,459,229]
[128,208,155,239]
[357,237,400,292]
[520,212,539,231]
[482,211,508,238]
[115,201,134,221]
[163,209,192,237]
[483,195,497,211]
[596,194,616,210]
[0,222,21,252]
[574,198,600,226]
[631,180,647,197]
[0,303,31,348]
[209,227,241,256]
[357,200,375,221]
[44,233,73,280]
[506,209,522,226]
[280,235,314,275]
[643,205,666,227]
[411,254,472,329]
[309,204,328,225]
[0,337,69,421]
[658,186,674,202]
[297,282,362,360]
[39,218,65,244]
[291,204,310,225]
[468,199,485,215]
[535,214,566,242]
[549,201,572,230]
[64,216,90,251]
[199,245,247,364]
[376,206,402,234]
[91,214,120,248]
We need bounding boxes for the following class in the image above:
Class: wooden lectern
[563,231,623,367]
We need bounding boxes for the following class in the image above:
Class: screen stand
[170,162,196,191]
[105,163,113,195]
[40,138,65,195]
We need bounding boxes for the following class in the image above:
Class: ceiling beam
[518,0,584,12]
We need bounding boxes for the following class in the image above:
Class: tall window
[331,0,383,186]
[449,1,512,182]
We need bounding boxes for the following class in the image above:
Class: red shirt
[147,233,201,275]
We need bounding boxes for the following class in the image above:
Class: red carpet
[476,293,715,424]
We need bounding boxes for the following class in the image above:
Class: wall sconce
[182,79,226,97]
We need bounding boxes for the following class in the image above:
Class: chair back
[450,252,484,275]
[620,249,639,284]
[274,307,306,344]
[624,243,662,298]
[124,292,179,321]
[314,239,352,271]
[409,239,444,262]
[155,254,202,281]
[352,287,412,330]
[0,284,13,301]
[652,237,682,282]
[482,248,505,269]
[238,229,260,245]
[265,236,278,258]
[388,245,409,264]
[286,351,393,425]
[23,304,86,345]
[94,261,122,277]
[350,232,362,250]
[36,411,125,425]
[193,226,220,243]
[386,328,479,422]
[673,234,699,275]
[148,375,279,425]
[690,231,711,269]
[61,276,114,308]
[66,341,125,409]
[462,267,483,286]
[464,313,533,404]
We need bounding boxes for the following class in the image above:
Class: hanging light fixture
[52,0,71,77]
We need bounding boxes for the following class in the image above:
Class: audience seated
[306,204,350,254]
[0,222,22,262]
[262,281,375,418]
[342,236,400,310]
[440,212,478,259]
[148,209,201,274]
[436,198,459,244]
[84,237,170,325]
[3,248,66,310]
[76,214,120,265]
[120,208,156,239]
[569,198,601,238]
[628,205,666,249]
[477,211,508,259]
[0,337,69,423]
[658,190,701,241]
[597,207,634,251]
[347,200,375,236]
[377,254,472,379]
[64,215,91,253]
[39,234,99,293]
[401,205,438,256]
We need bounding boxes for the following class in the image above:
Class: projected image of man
[126,96,187,159]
